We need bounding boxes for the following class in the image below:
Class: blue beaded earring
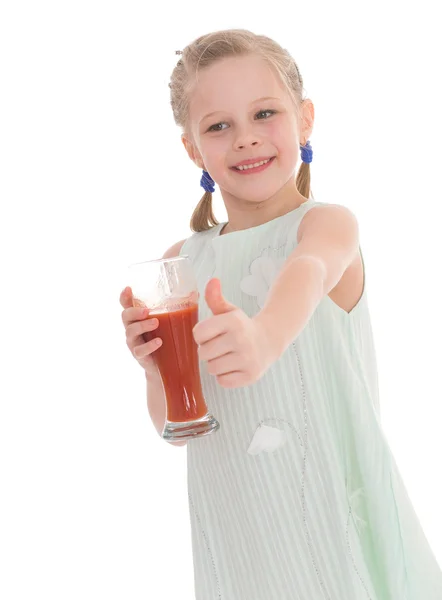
[300,140,313,163]
[200,169,215,193]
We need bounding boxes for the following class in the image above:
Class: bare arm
[146,238,188,446]
[256,205,360,354]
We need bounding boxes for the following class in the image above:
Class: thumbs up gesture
[192,278,276,389]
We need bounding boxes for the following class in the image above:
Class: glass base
[162,412,220,442]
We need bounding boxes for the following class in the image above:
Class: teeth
[236,158,271,171]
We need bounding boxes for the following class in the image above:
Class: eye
[207,122,228,132]
[206,109,276,133]
[256,109,277,119]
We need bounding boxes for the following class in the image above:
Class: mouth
[231,156,276,174]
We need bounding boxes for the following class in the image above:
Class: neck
[220,178,309,235]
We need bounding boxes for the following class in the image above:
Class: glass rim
[128,254,189,268]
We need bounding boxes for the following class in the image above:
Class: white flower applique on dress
[247,424,288,455]
[240,255,286,309]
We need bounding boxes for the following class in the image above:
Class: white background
[1,1,441,598]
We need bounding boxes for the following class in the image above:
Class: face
[183,54,314,205]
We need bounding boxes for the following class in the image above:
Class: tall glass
[128,256,220,442]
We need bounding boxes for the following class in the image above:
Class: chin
[238,188,281,205]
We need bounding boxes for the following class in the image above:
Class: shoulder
[162,238,188,259]
[298,202,359,242]
[164,225,221,260]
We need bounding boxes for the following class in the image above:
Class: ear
[181,133,205,170]
[299,99,315,144]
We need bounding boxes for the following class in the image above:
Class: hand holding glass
[128,256,220,442]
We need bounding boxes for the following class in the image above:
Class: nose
[234,128,261,151]
[236,140,259,150]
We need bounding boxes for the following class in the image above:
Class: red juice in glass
[143,303,207,423]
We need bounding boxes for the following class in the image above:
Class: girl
[120,29,442,600]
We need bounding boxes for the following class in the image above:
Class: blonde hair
[169,29,312,233]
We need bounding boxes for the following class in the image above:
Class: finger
[120,286,148,312]
[198,333,232,362]
[120,286,133,309]
[216,372,245,389]
[193,310,237,345]
[120,285,151,326]
[207,352,242,377]
[205,278,236,316]
[122,305,150,326]
[133,337,163,359]
[126,316,159,343]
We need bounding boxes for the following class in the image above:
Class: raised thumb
[205,278,236,315]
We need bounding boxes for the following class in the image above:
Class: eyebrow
[199,96,281,124]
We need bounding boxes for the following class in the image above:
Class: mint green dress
[179,197,442,600]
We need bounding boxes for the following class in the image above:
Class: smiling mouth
[231,156,276,173]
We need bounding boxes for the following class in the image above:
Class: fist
[192,278,275,388]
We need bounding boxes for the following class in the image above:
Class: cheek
[270,120,295,145]
[208,135,231,152]
[201,137,230,171]
[274,126,299,162]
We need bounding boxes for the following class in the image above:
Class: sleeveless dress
[179,197,442,600]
